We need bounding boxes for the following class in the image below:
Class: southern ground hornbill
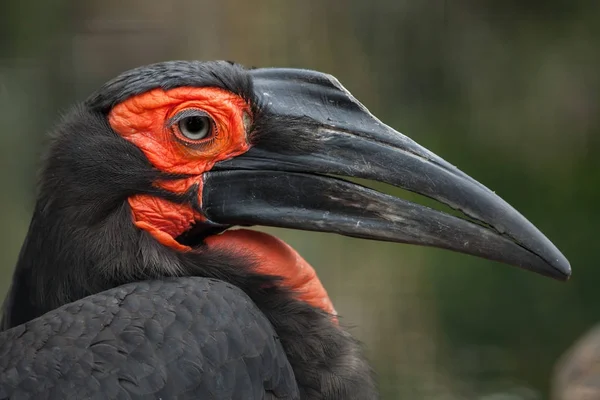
[0,61,570,399]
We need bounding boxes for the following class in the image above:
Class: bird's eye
[178,115,211,141]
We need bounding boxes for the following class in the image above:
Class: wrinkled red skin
[206,229,336,317]
[109,87,250,251]
[108,87,336,317]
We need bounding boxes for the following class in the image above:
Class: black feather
[0,278,298,399]
[85,60,254,114]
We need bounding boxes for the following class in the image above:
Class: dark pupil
[184,116,206,134]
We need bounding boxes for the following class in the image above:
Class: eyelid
[165,108,210,129]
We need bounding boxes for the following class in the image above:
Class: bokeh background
[0,1,597,399]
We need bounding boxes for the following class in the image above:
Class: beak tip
[545,256,571,281]
[558,261,572,281]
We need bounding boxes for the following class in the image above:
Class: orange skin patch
[109,87,250,251]
[109,87,250,174]
[108,86,336,316]
[205,229,337,318]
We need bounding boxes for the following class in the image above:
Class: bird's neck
[203,229,338,318]
[2,201,146,329]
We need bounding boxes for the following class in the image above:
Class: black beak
[202,68,571,281]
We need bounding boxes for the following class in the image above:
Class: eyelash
[168,109,219,147]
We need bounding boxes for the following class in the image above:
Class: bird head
[5,60,570,327]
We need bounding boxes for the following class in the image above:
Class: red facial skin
[108,87,337,318]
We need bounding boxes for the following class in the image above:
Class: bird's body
[1,278,298,399]
[0,60,570,399]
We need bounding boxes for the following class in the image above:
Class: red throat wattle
[108,87,336,317]
[205,229,337,318]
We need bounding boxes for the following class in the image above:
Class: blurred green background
[0,1,597,399]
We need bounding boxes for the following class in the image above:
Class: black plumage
[1,278,298,399]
